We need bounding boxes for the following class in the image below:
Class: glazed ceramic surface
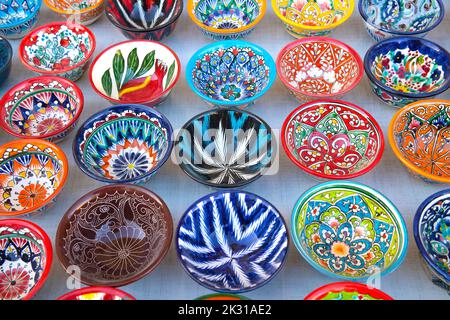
[292,181,408,280]
[176,108,273,188]
[304,281,394,300]
[57,287,136,300]
[56,184,173,287]
[0,219,52,300]
[364,36,450,107]
[90,40,180,106]
[0,37,12,87]
[0,0,41,39]
[0,76,84,142]
[196,293,249,300]
[177,191,288,293]
[277,37,363,100]
[187,40,276,108]
[44,0,105,25]
[73,104,173,184]
[282,100,384,180]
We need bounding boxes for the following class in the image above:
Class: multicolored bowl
[186,40,276,108]
[358,0,445,42]
[304,282,394,300]
[364,36,450,107]
[272,0,354,38]
[89,40,180,106]
[196,293,249,300]
[0,139,68,217]
[0,76,84,142]
[388,99,450,184]
[19,22,96,82]
[44,0,106,25]
[282,100,384,180]
[57,287,136,300]
[105,0,183,41]
[277,37,363,101]
[177,190,288,293]
[0,219,52,300]
[188,0,266,40]
[0,0,41,39]
[73,104,173,184]
[0,37,12,87]
[291,181,408,280]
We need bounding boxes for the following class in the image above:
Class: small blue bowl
[0,0,42,39]
[364,36,450,107]
[0,37,12,86]
[186,40,276,108]
[176,190,288,293]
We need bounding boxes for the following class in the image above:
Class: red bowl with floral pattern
[304,282,394,300]
[57,287,136,300]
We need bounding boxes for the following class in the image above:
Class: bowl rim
[388,99,450,183]
[72,104,174,184]
[0,138,69,217]
[0,218,53,300]
[187,0,266,35]
[0,76,84,140]
[358,0,445,36]
[88,39,181,105]
[195,293,249,300]
[291,181,408,281]
[363,36,450,99]
[18,21,96,75]
[0,0,42,28]
[186,40,276,107]
[271,0,354,30]
[304,281,394,300]
[57,286,136,300]
[0,36,13,75]
[44,0,105,15]
[281,99,385,180]
[276,36,364,98]
[176,189,289,293]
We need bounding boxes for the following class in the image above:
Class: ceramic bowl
[291,181,408,280]
[304,282,394,300]
[177,190,288,293]
[89,40,180,106]
[73,104,173,184]
[19,22,96,82]
[0,139,68,217]
[56,184,173,287]
[414,189,450,294]
[272,0,354,38]
[186,40,276,108]
[388,99,450,183]
[358,0,445,42]
[175,108,273,188]
[277,37,363,101]
[196,293,249,300]
[57,287,136,300]
[0,0,41,39]
[0,37,12,87]
[0,76,84,142]
[188,0,266,40]
[44,0,105,25]
[0,219,52,300]
[364,36,450,107]
[282,100,384,180]
[105,0,183,41]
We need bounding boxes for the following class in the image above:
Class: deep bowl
[176,190,289,293]
[188,0,266,40]
[304,282,394,300]
[291,181,408,280]
[105,0,183,41]
[196,293,249,300]
[277,37,363,101]
[175,108,274,188]
[19,22,96,82]
[57,287,136,300]
[364,36,450,107]
[272,0,354,38]
[389,99,450,184]
[44,0,105,25]
[282,100,384,180]
[0,0,41,39]
[186,40,276,108]
[0,37,12,87]
[358,0,445,42]
[0,139,68,217]
[73,104,173,184]
[56,184,173,287]
[0,76,84,142]
[89,40,180,106]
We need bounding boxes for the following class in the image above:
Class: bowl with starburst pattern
[304,282,394,300]
[44,0,105,25]
[0,0,42,39]
[57,287,136,300]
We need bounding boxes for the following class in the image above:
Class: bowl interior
[59,288,133,300]
[0,0,41,27]
[46,0,102,12]
[0,38,11,69]
[305,282,392,300]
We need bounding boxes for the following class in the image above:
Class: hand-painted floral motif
[320,291,379,300]
[45,0,105,25]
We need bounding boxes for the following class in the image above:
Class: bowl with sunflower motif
[56,184,173,287]
[19,22,96,82]
[44,0,105,25]
[73,104,173,184]
[291,181,408,280]
[57,287,136,300]
[186,40,276,108]
[196,293,249,300]
[358,0,445,42]
[89,40,180,107]
[388,99,450,183]
[304,282,394,300]
[0,76,84,142]
[0,0,42,39]
[364,36,450,107]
